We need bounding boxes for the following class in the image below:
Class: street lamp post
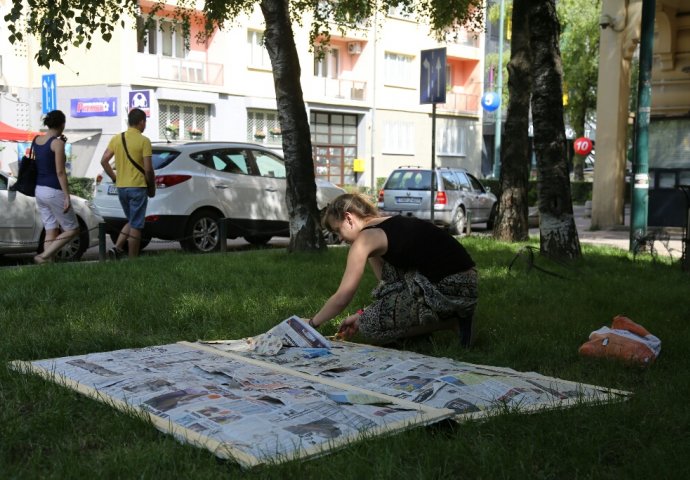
[491,0,505,179]
[630,0,655,252]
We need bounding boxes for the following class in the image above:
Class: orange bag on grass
[578,315,661,366]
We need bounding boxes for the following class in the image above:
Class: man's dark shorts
[117,187,148,230]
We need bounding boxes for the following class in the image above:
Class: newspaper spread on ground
[10,318,630,468]
[10,342,449,468]
[198,340,631,420]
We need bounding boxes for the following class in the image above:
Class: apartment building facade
[0,1,485,187]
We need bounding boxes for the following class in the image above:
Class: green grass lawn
[1,238,689,479]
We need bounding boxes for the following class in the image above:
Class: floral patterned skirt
[358,262,478,344]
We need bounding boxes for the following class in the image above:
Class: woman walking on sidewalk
[32,110,79,264]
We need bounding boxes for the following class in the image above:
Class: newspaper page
[266,315,331,349]
[201,341,630,419]
[201,316,330,356]
[11,343,449,468]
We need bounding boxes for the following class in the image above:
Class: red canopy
[0,121,43,142]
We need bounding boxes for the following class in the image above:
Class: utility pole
[491,0,506,178]
[630,0,655,252]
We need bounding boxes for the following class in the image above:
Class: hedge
[68,177,95,200]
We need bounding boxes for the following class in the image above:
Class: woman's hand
[337,313,361,339]
[63,196,72,213]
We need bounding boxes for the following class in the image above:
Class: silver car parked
[1,171,103,261]
[377,167,497,234]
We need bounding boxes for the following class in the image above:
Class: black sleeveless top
[35,137,61,190]
[363,215,475,282]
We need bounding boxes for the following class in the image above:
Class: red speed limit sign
[573,137,593,156]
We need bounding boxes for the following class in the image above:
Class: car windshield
[152,150,181,170]
[384,170,434,190]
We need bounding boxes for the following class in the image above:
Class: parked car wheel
[245,235,271,246]
[450,207,466,235]
[486,204,498,230]
[181,210,221,253]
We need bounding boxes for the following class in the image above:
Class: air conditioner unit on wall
[347,42,362,55]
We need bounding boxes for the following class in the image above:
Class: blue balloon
[481,92,501,112]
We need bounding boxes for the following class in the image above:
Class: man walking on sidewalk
[100,108,154,259]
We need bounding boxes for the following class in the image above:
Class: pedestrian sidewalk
[531,205,684,259]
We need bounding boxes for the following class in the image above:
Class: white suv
[93,142,345,252]
[378,167,497,234]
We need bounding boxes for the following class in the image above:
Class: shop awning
[0,121,43,142]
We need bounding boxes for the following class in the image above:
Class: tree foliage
[557,0,600,181]
[5,0,484,68]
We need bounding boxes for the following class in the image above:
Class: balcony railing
[311,77,367,102]
[136,54,224,86]
[438,92,480,115]
[446,30,481,48]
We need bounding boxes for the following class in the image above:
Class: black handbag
[10,136,39,197]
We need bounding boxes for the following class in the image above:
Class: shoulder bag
[9,136,39,197]
[121,132,155,198]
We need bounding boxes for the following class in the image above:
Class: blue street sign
[481,92,501,112]
[41,74,57,114]
[420,48,447,104]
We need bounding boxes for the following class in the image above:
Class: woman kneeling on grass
[306,193,478,346]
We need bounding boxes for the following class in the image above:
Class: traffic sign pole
[420,48,447,224]
[431,103,436,223]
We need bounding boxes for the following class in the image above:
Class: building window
[136,17,157,54]
[314,49,339,79]
[137,17,185,58]
[247,109,281,145]
[159,102,209,140]
[384,52,414,87]
[310,112,358,185]
[247,30,272,69]
[437,118,469,156]
[382,121,415,155]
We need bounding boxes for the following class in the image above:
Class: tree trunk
[261,0,326,253]
[494,0,531,242]
[529,0,581,259]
